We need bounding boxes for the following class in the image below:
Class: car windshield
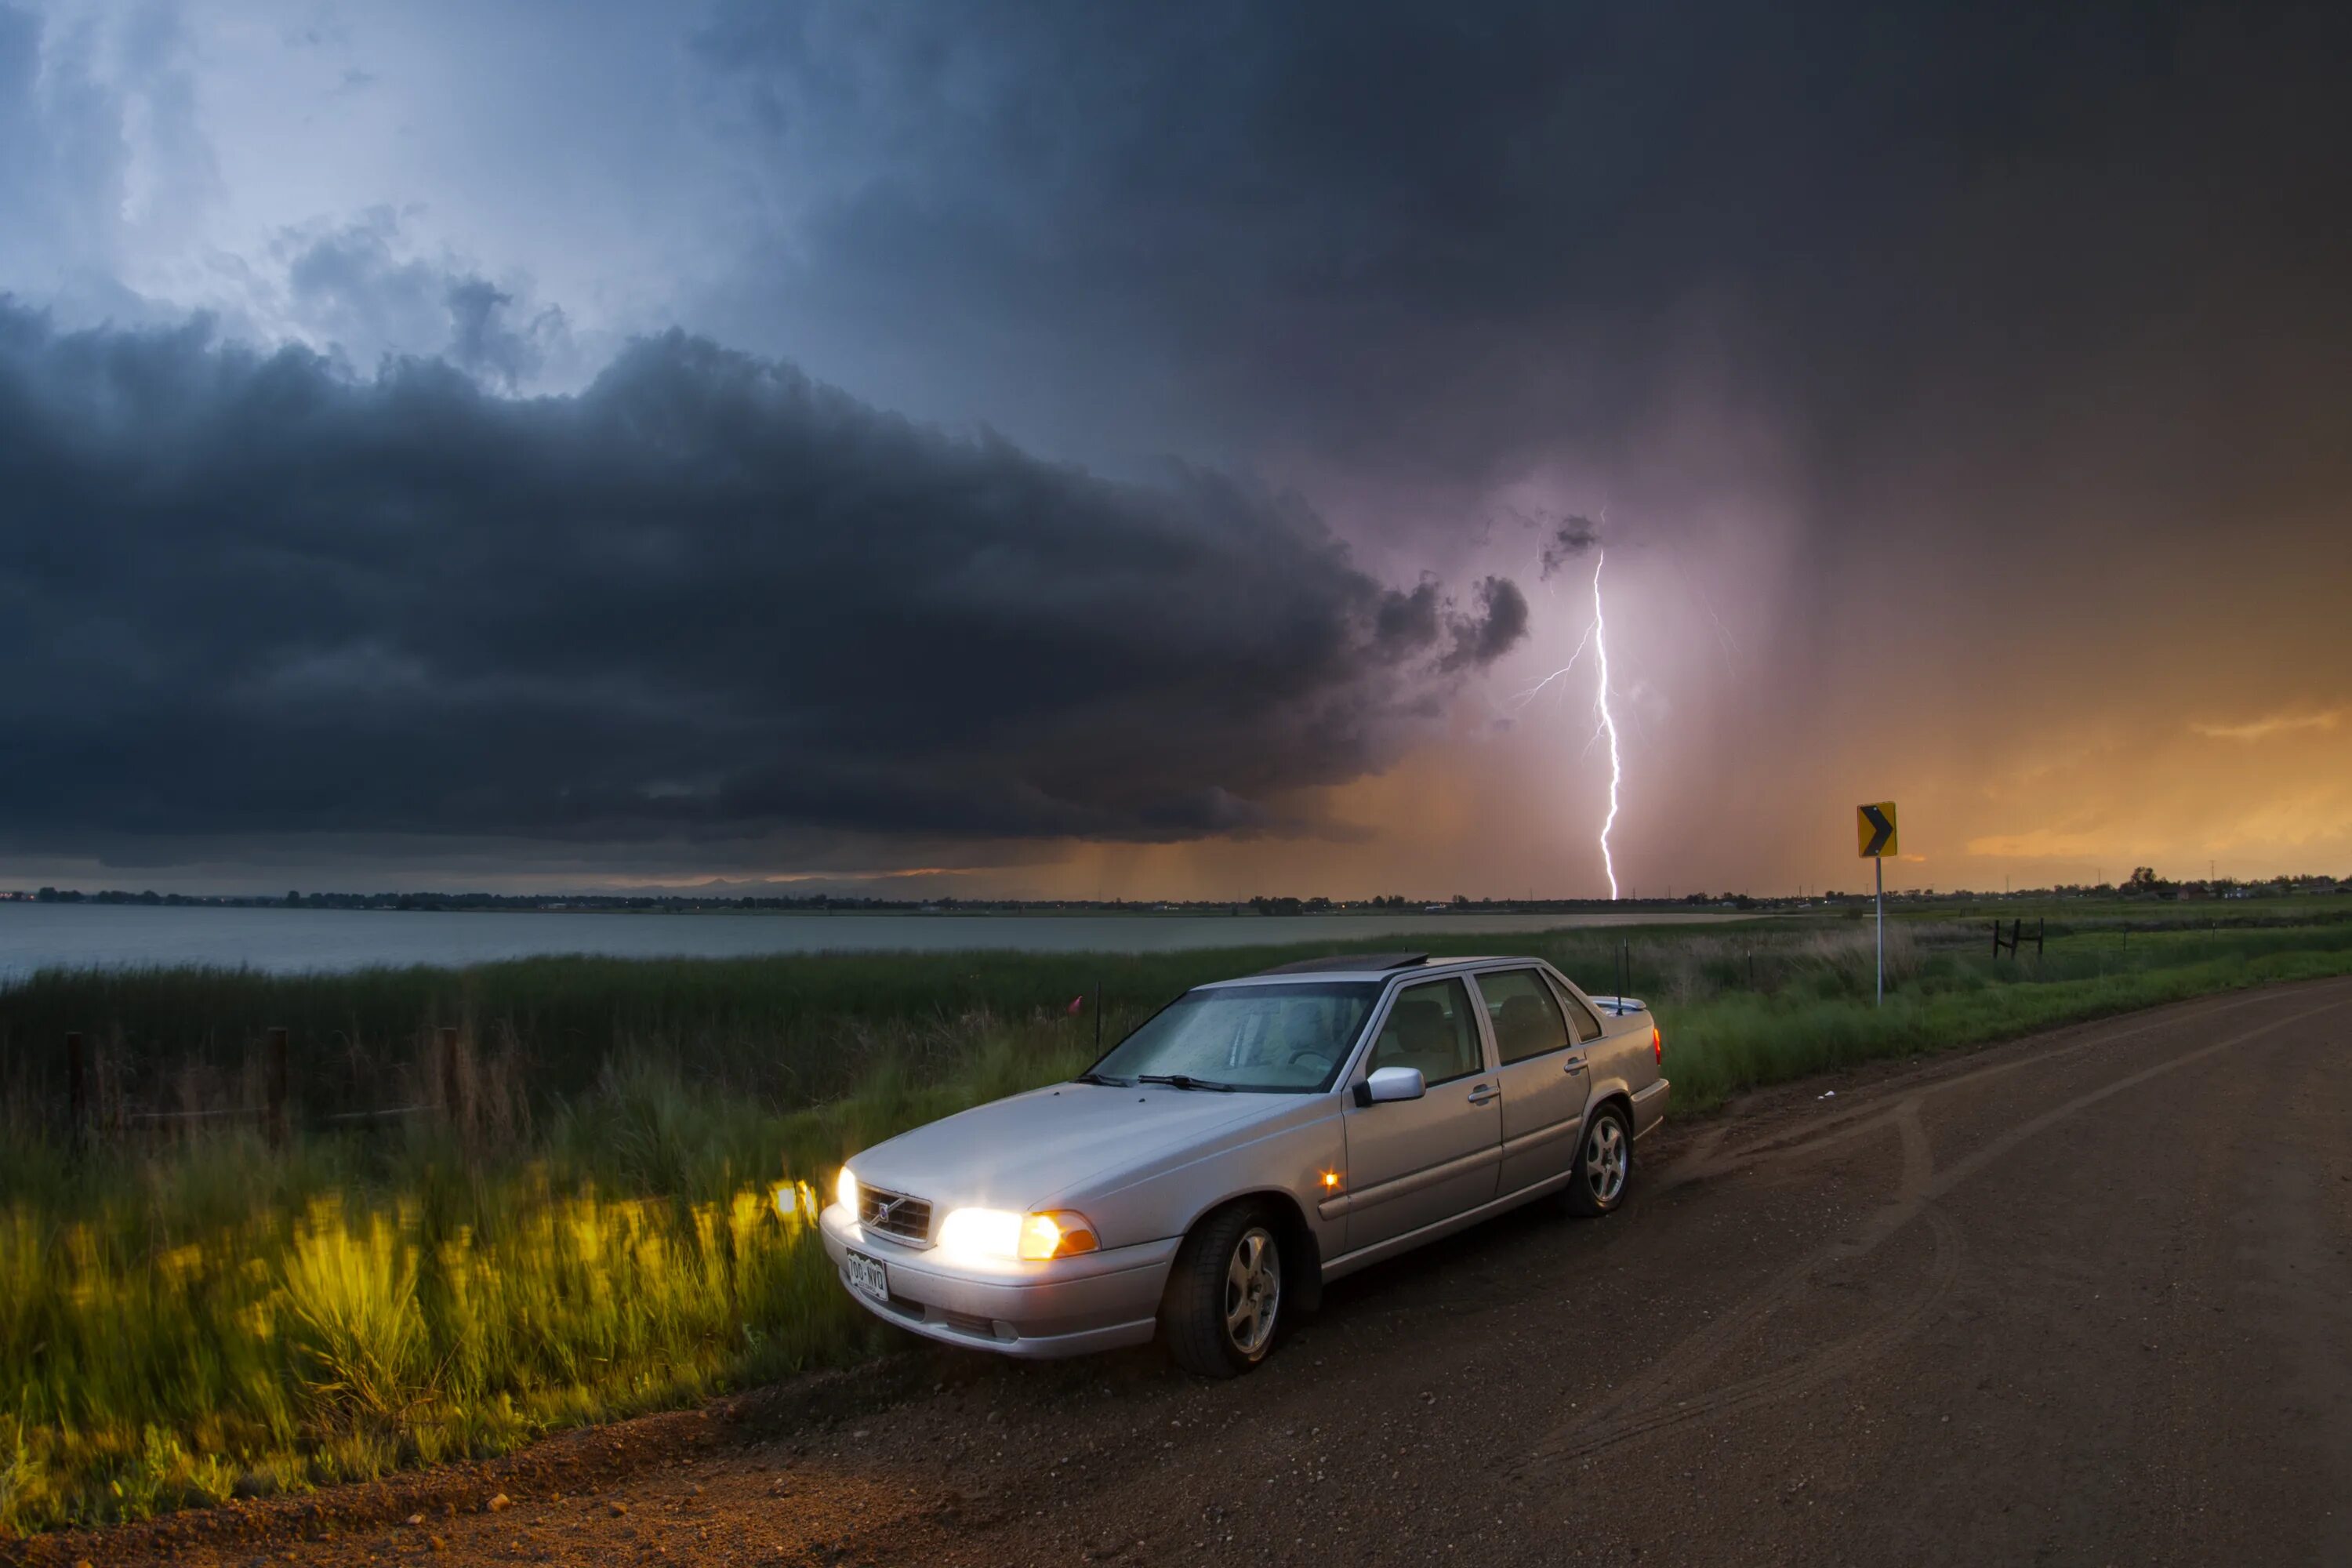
[1085,982,1381,1092]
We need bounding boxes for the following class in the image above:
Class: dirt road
[26,978,2352,1566]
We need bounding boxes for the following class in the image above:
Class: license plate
[844,1249,889,1305]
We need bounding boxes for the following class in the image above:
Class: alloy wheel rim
[1223,1227,1281,1356]
[1586,1119,1627,1203]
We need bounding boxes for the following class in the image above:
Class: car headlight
[937,1207,1099,1261]
[835,1166,859,1213]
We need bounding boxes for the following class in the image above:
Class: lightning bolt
[1510,545,1624,900]
[1591,549,1621,900]
[1508,617,1595,708]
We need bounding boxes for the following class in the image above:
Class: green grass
[5,914,2352,1536]
[1657,926,2352,1108]
[1885,890,2352,924]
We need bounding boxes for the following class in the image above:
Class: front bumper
[819,1203,1178,1359]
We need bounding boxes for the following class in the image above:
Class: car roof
[1251,951,1432,975]
[1199,954,1542,988]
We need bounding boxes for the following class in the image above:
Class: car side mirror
[1356,1065,1426,1107]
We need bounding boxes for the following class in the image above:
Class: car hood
[847,1081,1295,1215]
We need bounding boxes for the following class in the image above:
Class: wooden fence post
[66,1031,87,1149]
[267,1026,290,1146]
[437,1026,463,1128]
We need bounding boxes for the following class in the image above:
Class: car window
[1544,974,1605,1043]
[1363,977,1483,1084]
[1479,969,1573,1063]
[1090,982,1380,1091]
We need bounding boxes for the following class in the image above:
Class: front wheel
[1162,1205,1284,1377]
[1564,1104,1632,1217]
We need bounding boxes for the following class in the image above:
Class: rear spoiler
[1585,994,1649,1018]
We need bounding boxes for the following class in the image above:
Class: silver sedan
[818,952,1668,1375]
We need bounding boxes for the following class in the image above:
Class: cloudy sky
[5,1,2349,898]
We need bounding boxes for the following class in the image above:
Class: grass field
[5,907,2351,1534]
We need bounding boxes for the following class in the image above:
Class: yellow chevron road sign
[1857,801,1898,858]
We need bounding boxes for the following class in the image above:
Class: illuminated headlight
[937,1207,1099,1262]
[835,1166,859,1213]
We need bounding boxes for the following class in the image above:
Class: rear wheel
[1564,1103,1632,1217]
[1163,1204,1284,1377]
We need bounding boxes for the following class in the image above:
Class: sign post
[1856,802,1899,1005]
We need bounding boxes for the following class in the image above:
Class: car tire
[1162,1203,1284,1378]
[1564,1102,1633,1217]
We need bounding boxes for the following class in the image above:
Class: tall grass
[0,1157,856,1530]
[5,916,2352,1535]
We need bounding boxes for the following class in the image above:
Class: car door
[1340,975,1501,1253]
[1546,967,1640,1098]
[1473,967,1591,1195]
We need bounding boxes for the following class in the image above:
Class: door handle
[1466,1083,1499,1106]
[1563,1057,1588,1074]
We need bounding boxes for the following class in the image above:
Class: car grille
[856,1184,933,1244]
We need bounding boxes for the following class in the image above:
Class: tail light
[1653,1025,1663,1065]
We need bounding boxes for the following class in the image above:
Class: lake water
[0,902,1737,979]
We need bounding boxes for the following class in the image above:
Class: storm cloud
[1538,520,1602,581]
[0,302,1523,858]
[692,1,2352,532]
[2,1,2350,891]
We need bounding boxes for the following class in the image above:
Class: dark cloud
[1537,519,1602,580]
[0,302,1523,859]
[5,0,2350,893]
[1442,579,1530,673]
[693,0,2352,526]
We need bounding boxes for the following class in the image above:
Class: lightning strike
[1591,550,1621,900]
[1510,618,1596,708]
[1512,539,1626,900]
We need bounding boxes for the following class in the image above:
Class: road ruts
[26,978,2352,1568]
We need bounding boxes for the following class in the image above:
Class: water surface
[0,902,1740,980]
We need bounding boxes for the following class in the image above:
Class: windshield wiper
[1137,1073,1237,1092]
[1074,1071,1131,1087]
